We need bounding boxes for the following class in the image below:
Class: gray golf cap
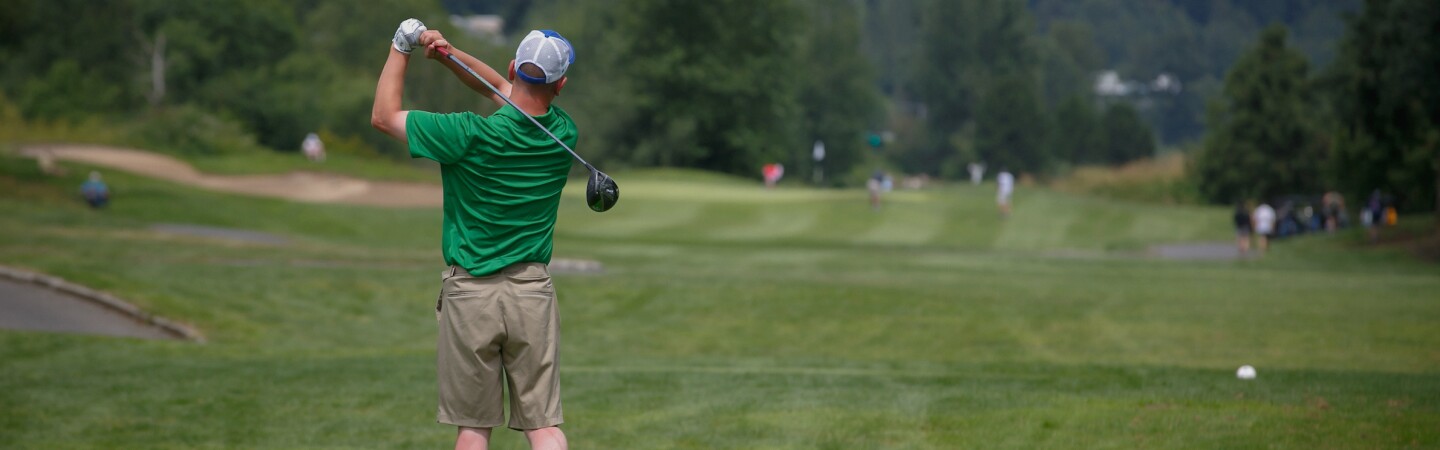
[515,30,574,85]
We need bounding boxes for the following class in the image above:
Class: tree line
[1193,0,1439,214]
[6,0,1410,200]
[0,0,1158,185]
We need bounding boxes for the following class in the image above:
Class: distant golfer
[371,19,575,450]
[996,168,1014,218]
[80,171,109,209]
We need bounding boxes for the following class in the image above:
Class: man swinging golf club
[371,19,579,450]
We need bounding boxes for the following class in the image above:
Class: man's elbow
[370,114,390,134]
[370,111,409,142]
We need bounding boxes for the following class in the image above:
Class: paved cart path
[0,277,177,340]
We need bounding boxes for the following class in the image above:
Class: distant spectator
[1365,189,1383,242]
[302,132,326,162]
[762,163,784,189]
[1301,203,1321,232]
[867,170,884,210]
[1233,203,1252,256]
[1277,200,1298,238]
[1253,201,1276,254]
[996,168,1014,218]
[967,162,985,186]
[80,171,109,209]
[1322,191,1346,232]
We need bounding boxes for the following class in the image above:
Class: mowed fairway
[1,155,1437,449]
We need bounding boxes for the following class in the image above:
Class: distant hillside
[1028,0,1359,78]
[862,0,1359,145]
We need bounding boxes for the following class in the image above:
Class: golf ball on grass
[1236,365,1257,380]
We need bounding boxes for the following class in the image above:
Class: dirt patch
[19,145,442,207]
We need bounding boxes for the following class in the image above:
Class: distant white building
[449,14,505,44]
[1095,70,1131,96]
[1095,70,1182,97]
[1151,73,1182,94]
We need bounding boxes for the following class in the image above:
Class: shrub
[129,105,265,156]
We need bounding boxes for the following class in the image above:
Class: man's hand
[392,18,427,54]
[420,30,452,60]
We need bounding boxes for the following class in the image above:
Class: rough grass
[1052,153,1202,205]
[0,155,1436,449]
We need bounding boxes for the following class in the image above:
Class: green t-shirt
[406,105,576,276]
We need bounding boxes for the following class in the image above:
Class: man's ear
[554,76,567,96]
[507,60,517,82]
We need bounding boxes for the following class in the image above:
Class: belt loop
[449,266,459,277]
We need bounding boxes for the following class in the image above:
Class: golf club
[434,46,618,212]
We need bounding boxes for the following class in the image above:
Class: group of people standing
[1233,190,1396,256]
[1233,201,1277,256]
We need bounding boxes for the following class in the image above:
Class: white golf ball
[1236,365,1257,380]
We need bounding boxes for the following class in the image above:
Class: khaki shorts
[435,263,563,430]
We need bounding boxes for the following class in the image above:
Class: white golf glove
[392,18,427,54]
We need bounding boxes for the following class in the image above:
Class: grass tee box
[0,156,1437,448]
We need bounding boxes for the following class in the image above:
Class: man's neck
[508,87,553,117]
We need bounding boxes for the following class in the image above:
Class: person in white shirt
[967,162,985,186]
[1252,201,1276,253]
[302,132,326,162]
[996,169,1014,218]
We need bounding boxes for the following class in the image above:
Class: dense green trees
[795,0,884,185]
[1325,0,1439,213]
[0,0,483,155]
[1049,95,1101,165]
[526,0,879,180]
[1188,0,1439,215]
[1193,25,1321,204]
[2,0,892,182]
[905,0,1053,176]
[603,0,802,175]
[8,0,1415,200]
[1098,102,1157,165]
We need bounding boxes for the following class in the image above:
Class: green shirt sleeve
[406,111,503,164]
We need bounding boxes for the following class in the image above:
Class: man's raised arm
[371,46,411,143]
[420,30,512,108]
[372,19,427,143]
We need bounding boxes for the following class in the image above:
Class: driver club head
[586,171,619,212]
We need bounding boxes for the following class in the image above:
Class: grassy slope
[0,156,1436,449]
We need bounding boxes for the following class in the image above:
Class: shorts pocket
[510,277,554,295]
[505,264,553,294]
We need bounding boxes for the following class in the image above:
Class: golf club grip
[434,47,598,172]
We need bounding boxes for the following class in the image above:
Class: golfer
[371,20,575,450]
[996,168,1014,218]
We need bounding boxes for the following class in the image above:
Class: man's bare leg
[456,427,492,450]
[524,426,568,450]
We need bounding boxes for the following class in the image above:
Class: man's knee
[523,426,567,450]
[456,426,492,450]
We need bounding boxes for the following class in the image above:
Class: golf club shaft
[435,47,596,171]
